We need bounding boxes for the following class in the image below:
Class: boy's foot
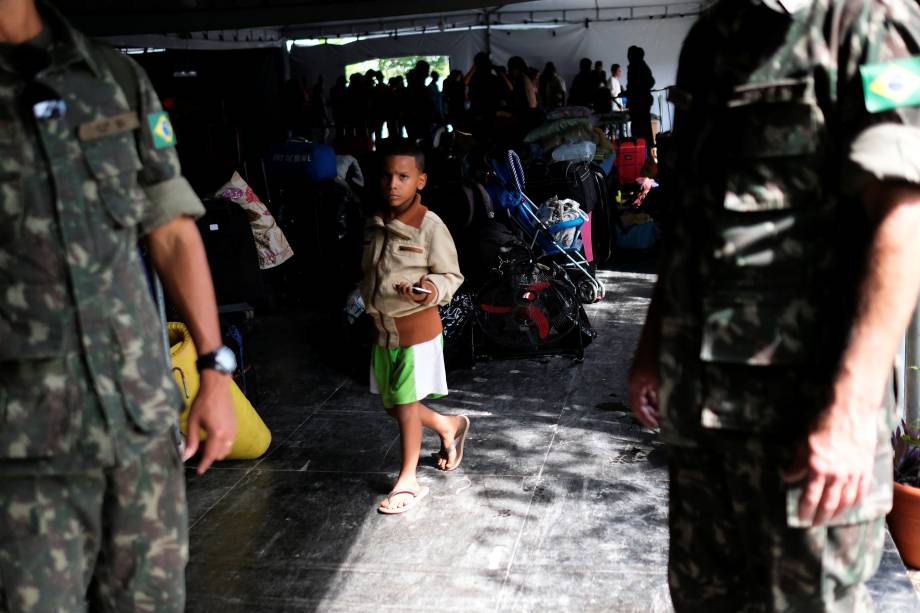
[435,415,470,471]
[378,482,429,515]
[377,479,428,514]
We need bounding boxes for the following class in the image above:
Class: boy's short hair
[380,139,426,173]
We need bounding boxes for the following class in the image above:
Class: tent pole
[280,38,292,82]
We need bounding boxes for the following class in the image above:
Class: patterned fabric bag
[215,172,294,270]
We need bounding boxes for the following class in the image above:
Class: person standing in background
[568,57,595,108]
[625,45,655,148]
[386,75,407,140]
[527,66,541,109]
[465,52,511,131]
[507,56,537,111]
[443,69,466,127]
[369,70,388,142]
[609,63,624,110]
[310,76,331,142]
[427,70,444,124]
[405,60,435,143]
[330,74,348,139]
[539,61,567,111]
[593,60,608,87]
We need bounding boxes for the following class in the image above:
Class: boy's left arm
[419,223,464,306]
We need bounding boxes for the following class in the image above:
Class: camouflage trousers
[0,433,188,612]
[667,445,885,613]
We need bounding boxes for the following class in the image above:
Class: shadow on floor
[184,269,918,612]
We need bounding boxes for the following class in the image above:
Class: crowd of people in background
[282,47,656,147]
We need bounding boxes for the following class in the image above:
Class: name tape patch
[78,111,140,141]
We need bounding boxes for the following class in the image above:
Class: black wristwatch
[196,346,237,375]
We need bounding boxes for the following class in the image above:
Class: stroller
[486,150,606,304]
[474,242,596,361]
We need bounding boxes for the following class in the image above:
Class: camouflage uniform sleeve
[130,61,205,236]
[841,1,920,196]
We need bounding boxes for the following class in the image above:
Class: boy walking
[361,141,469,514]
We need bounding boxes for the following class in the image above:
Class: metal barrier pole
[906,304,920,423]
[154,272,171,369]
[896,335,907,421]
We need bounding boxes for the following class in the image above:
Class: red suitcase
[616,139,647,185]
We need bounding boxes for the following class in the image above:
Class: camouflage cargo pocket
[697,290,825,434]
[0,276,75,361]
[110,308,181,434]
[710,78,829,288]
[699,290,819,366]
[0,141,23,246]
[81,132,146,229]
[722,77,825,212]
[0,358,78,458]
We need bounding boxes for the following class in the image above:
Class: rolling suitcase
[616,139,647,185]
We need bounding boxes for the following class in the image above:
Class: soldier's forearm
[834,182,920,410]
[146,216,223,356]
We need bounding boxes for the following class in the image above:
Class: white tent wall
[489,17,694,129]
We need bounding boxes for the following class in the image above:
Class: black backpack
[195,197,265,310]
[525,160,613,265]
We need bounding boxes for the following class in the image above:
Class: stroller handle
[546,218,585,233]
[507,150,527,193]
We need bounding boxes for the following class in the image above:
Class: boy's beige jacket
[360,199,464,348]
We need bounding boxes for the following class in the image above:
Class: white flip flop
[444,415,470,471]
[378,486,430,515]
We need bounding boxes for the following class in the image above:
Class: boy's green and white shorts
[370,335,448,409]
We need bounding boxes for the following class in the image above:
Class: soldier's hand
[628,361,660,430]
[183,370,237,475]
[783,387,878,526]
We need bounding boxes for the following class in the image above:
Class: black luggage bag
[525,161,613,266]
[195,197,266,310]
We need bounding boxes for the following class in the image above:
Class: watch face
[215,347,238,374]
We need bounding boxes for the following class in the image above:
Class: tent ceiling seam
[284,2,705,40]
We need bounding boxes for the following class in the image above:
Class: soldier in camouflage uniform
[0,1,236,611]
[629,0,920,610]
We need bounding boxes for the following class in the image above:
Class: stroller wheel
[577,279,604,304]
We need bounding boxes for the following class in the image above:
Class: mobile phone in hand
[411,285,433,295]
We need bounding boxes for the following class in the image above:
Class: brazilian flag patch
[147,112,177,149]
[860,56,920,113]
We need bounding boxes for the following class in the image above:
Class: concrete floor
[184,269,919,612]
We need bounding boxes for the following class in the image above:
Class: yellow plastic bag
[168,322,271,460]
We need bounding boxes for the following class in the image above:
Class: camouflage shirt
[657,0,920,518]
[0,3,205,473]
